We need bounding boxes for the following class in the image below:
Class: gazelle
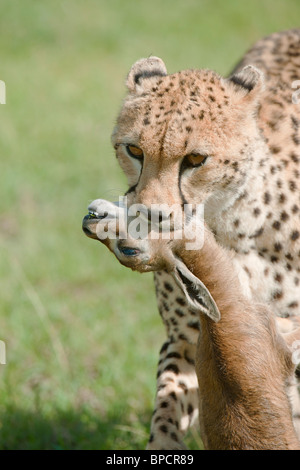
[83,199,300,450]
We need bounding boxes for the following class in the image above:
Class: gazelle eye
[126,145,144,159]
[184,154,208,168]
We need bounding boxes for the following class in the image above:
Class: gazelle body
[83,199,300,450]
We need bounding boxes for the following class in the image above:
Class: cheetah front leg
[147,340,199,450]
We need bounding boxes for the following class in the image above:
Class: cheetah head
[111,57,265,225]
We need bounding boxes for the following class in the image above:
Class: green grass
[0,0,299,450]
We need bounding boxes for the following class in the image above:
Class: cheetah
[84,29,300,449]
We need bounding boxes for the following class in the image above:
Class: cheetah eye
[126,145,144,160]
[184,154,208,168]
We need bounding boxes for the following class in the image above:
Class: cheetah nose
[145,209,172,222]
[141,207,176,231]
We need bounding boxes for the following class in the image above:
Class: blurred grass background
[0,0,299,450]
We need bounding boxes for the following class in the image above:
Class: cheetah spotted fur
[110,29,300,449]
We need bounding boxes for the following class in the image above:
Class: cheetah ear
[173,257,221,323]
[126,57,167,93]
[226,65,265,102]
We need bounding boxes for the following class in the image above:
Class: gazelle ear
[173,257,221,323]
[126,56,167,93]
[226,65,265,103]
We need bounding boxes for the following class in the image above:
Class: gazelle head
[82,198,220,322]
